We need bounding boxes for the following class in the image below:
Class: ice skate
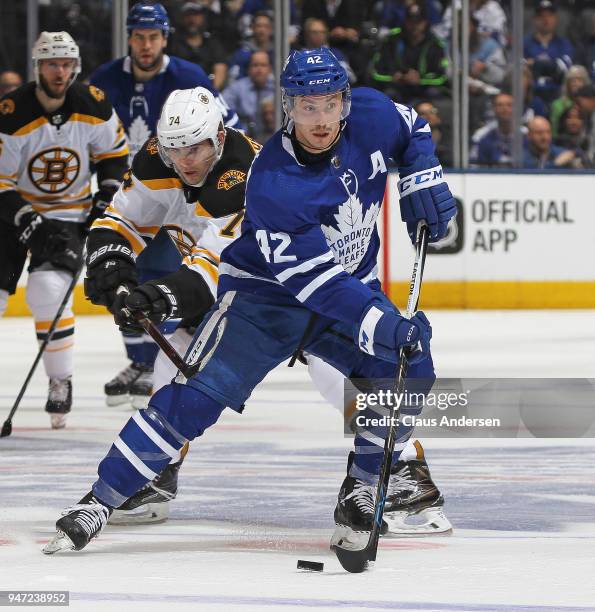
[45,377,72,430]
[330,453,387,553]
[104,362,144,406]
[129,366,153,409]
[42,493,112,554]
[109,459,181,525]
[384,455,452,536]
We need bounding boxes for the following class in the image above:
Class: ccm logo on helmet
[308,78,331,85]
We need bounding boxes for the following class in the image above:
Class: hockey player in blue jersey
[89,3,242,409]
[44,48,456,555]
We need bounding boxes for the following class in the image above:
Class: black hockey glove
[84,239,138,310]
[117,266,215,329]
[16,210,69,260]
[116,282,177,329]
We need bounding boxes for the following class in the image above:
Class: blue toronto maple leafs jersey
[90,55,240,157]
[218,87,440,326]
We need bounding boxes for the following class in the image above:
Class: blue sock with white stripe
[92,382,225,507]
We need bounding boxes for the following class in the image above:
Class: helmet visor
[161,140,218,165]
[284,89,350,126]
[160,140,218,186]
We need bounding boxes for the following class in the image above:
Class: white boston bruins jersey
[0,82,128,223]
[92,129,260,297]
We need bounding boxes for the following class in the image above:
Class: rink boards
[383,171,595,309]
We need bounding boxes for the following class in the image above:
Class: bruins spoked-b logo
[163,225,196,257]
[28,147,80,193]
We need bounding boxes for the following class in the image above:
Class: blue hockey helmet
[127,3,170,36]
[281,48,351,122]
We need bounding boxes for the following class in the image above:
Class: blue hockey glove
[355,302,431,365]
[398,156,457,243]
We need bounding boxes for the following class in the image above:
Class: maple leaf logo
[321,195,380,273]
[128,116,152,157]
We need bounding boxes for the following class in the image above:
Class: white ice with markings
[1,312,594,611]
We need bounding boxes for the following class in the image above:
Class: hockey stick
[1,260,85,438]
[333,223,430,573]
[116,286,200,380]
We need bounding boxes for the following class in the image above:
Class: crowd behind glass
[1,0,594,169]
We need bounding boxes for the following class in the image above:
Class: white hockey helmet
[32,31,81,87]
[157,87,225,183]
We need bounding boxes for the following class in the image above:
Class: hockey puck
[297,560,324,572]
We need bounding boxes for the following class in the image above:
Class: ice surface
[1,312,594,611]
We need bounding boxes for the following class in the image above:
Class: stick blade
[331,544,372,573]
[0,419,12,438]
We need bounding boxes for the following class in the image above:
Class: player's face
[165,136,221,185]
[292,93,343,153]
[38,59,76,99]
[129,29,167,72]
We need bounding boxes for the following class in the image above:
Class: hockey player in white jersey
[90,3,242,409]
[45,49,457,555]
[0,32,128,429]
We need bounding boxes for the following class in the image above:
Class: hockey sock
[93,383,224,507]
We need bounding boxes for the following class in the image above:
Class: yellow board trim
[387,281,595,309]
[5,281,595,316]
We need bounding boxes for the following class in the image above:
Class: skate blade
[49,414,67,430]
[42,531,75,555]
[109,502,169,525]
[383,508,453,536]
[330,523,371,552]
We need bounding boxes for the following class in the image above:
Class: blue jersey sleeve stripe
[275,251,335,282]
[295,265,344,302]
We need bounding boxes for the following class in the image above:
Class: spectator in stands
[524,0,574,106]
[435,0,507,49]
[500,64,548,122]
[188,0,242,55]
[575,84,595,161]
[233,0,299,45]
[523,116,575,168]
[253,95,276,144]
[469,15,506,89]
[228,11,274,82]
[379,1,443,33]
[468,13,506,131]
[549,65,590,137]
[301,0,367,79]
[298,17,356,83]
[222,50,274,140]
[168,3,227,90]
[371,3,448,104]
[0,70,23,97]
[473,93,519,167]
[554,104,591,167]
[416,101,453,167]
